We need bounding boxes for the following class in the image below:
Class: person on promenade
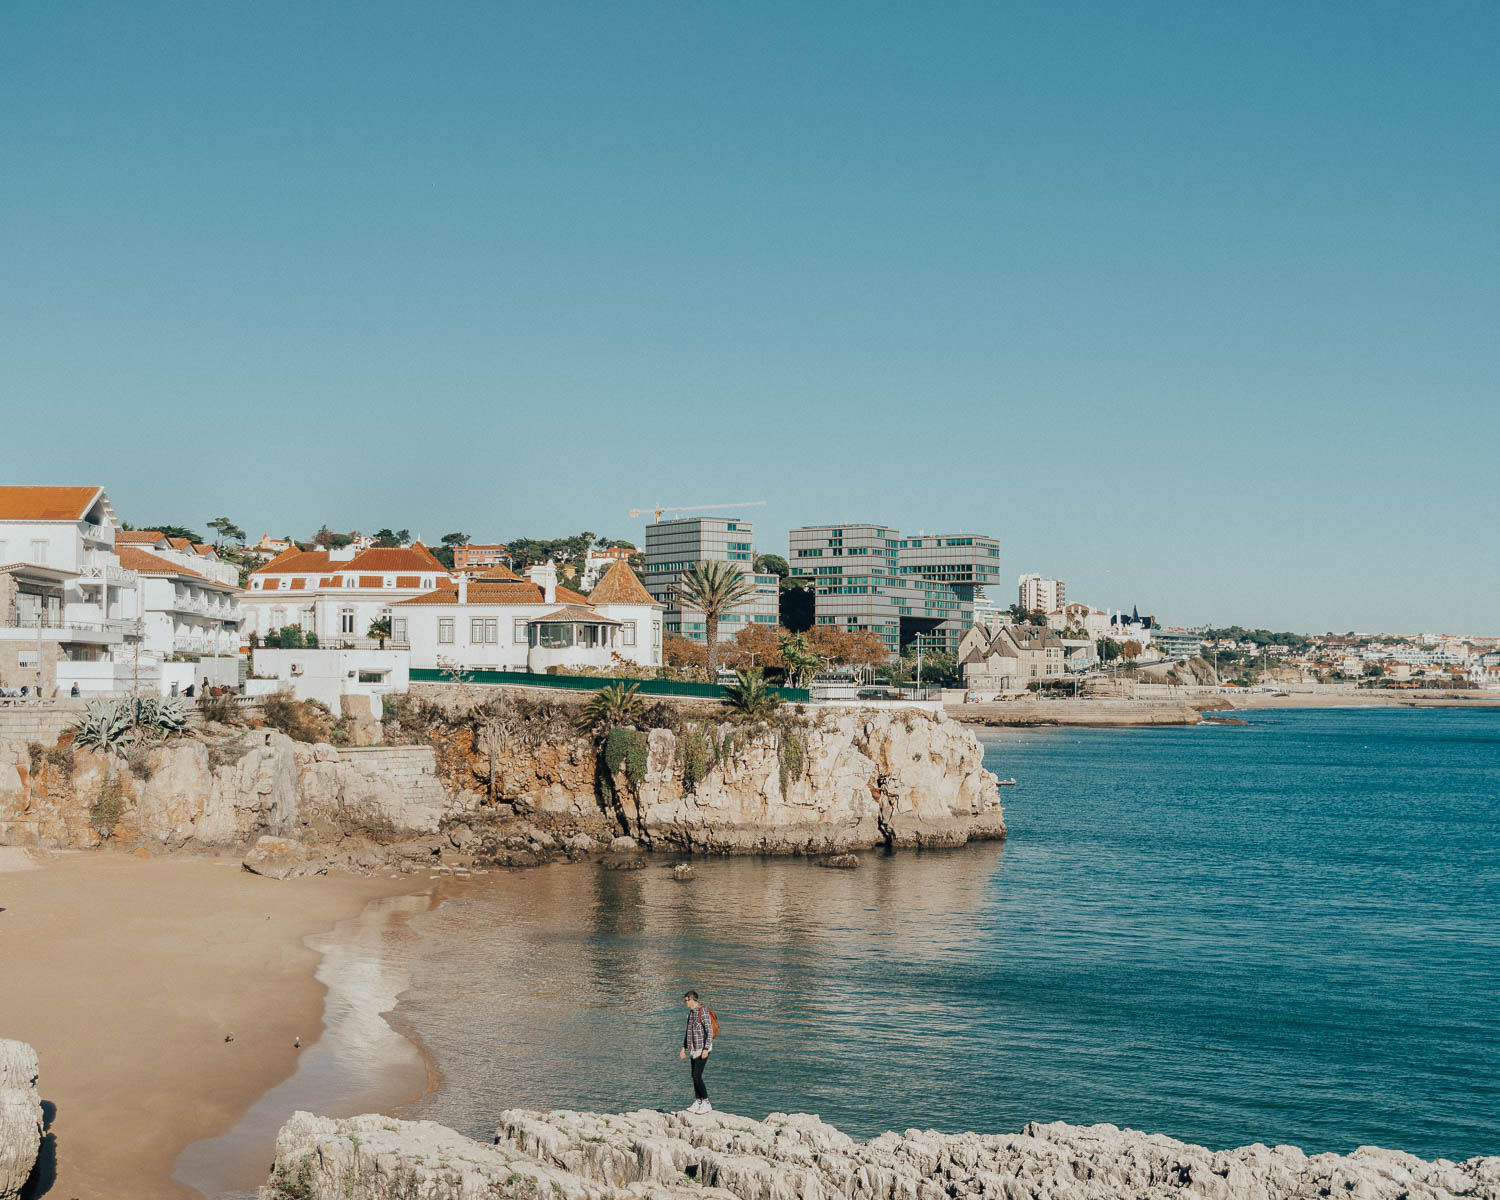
[679,990,714,1115]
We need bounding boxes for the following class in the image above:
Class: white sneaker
[687,1100,704,1114]
[699,1101,713,1114]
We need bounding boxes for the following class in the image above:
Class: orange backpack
[707,1007,720,1039]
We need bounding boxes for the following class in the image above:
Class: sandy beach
[0,849,427,1199]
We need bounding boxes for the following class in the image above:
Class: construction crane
[628,500,767,522]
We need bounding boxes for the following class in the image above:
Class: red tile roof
[398,581,556,606]
[116,530,166,545]
[556,585,591,604]
[347,544,447,573]
[117,546,208,581]
[0,486,103,522]
[251,549,333,576]
[587,560,657,606]
[396,575,420,588]
[357,576,383,588]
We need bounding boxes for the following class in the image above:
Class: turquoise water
[394,708,1499,1160]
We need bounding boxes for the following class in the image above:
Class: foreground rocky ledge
[261,1107,1499,1199]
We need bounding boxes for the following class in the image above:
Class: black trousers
[689,1052,709,1100]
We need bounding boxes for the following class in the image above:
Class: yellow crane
[628,500,767,522]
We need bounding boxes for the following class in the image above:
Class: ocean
[183,706,1500,1197]
[391,707,1499,1161]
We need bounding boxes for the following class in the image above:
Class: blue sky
[3,3,1496,634]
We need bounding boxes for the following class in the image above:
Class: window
[392,618,406,643]
[30,539,47,564]
[471,618,498,643]
[438,618,454,644]
[357,670,386,684]
[383,577,395,588]
[652,621,662,647]
[339,608,355,634]
[513,618,527,643]
[621,621,636,646]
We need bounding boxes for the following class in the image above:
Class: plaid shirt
[684,1005,713,1055]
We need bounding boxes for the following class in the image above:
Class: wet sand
[0,850,428,1199]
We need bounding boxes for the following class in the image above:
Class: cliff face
[0,708,1002,863]
[261,1107,1500,1200]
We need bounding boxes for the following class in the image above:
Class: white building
[398,559,664,674]
[579,545,635,590]
[1017,574,1065,613]
[243,543,452,646]
[114,545,243,691]
[0,485,146,695]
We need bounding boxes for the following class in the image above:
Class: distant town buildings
[788,524,1001,656]
[579,545,635,591]
[1017,574,1065,614]
[645,517,778,644]
[452,543,510,571]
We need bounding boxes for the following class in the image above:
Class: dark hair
[683,990,699,1001]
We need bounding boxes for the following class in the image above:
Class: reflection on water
[396,847,1009,1142]
[173,891,435,1199]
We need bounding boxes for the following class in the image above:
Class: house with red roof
[396,559,663,674]
[242,542,453,647]
[0,485,145,695]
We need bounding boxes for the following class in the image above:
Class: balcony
[80,562,137,587]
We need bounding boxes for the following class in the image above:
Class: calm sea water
[390,708,1498,1160]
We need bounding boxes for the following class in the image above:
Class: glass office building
[644,517,779,644]
[787,524,1000,656]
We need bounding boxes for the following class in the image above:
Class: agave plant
[724,668,782,720]
[577,682,646,731]
[136,695,189,736]
[72,698,134,751]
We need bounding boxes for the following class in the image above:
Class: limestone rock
[565,833,598,854]
[672,862,696,880]
[610,835,639,852]
[242,835,315,880]
[264,1106,1500,1200]
[0,1039,42,1200]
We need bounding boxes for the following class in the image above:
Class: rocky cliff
[0,1040,41,1200]
[0,705,1003,866]
[261,1107,1500,1200]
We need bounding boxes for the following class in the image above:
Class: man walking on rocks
[679,990,714,1114]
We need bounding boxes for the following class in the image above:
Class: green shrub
[90,775,126,837]
[198,692,240,725]
[779,729,807,794]
[602,727,649,788]
[677,724,713,795]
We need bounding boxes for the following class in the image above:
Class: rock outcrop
[0,1040,42,1200]
[261,1107,1500,1200]
[601,710,1004,854]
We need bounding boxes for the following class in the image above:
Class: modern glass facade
[788,524,1000,656]
[644,518,779,644]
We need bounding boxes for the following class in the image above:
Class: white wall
[250,648,409,710]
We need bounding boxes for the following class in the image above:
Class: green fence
[408,667,809,703]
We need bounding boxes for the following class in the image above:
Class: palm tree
[577,682,646,731]
[675,560,757,677]
[367,616,391,649]
[724,669,781,719]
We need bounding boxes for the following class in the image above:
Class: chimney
[528,560,558,605]
[458,571,468,604]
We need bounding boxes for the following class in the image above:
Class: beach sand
[0,850,426,1199]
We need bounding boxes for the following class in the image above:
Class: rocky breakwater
[261,1107,1500,1200]
[596,708,1005,854]
[0,1040,42,1200]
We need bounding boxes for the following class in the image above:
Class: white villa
[398,559,663,674]
[242,543,452,646]
[0,485,144,695]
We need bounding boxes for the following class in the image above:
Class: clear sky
[3,3,1496,634]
